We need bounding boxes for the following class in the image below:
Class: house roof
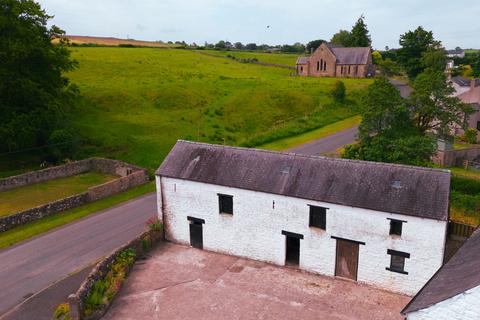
[296,56,309,65]
[446,49,465,55]
[402,227,480,314]
[451,76,480,87]
[156,141,450,221]
[389,79,412,98]
[458,85,480,104]
[327,45,371,65]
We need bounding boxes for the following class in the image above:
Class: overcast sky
[38,0,479,49]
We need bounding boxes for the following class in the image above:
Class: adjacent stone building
[156,141,451,296]
[296,43,374,78]
[402,228,480,320]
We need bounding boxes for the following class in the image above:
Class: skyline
[39,0,480,49]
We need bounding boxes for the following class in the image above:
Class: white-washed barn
[155,141,451,295]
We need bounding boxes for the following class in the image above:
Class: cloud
[38,0,480,48]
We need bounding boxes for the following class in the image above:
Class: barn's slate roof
[296,56,309,65]
[156,141,450,221]
[328,45,371,65]
[402,228,480,314]
[451,76,480,87]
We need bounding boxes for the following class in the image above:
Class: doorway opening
[188,216,205,250]
[282,230,303,266]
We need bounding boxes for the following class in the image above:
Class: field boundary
[194,50,295,70]
[0,158,149,232]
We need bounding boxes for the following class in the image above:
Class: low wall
[0,193,89,232]
[68,229,163,320]
[0,160,91,192]
[433,147,480,167]
[0,158,149,232]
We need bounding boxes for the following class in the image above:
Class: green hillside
[64,48,370,170]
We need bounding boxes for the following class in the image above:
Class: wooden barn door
[335,239,359,281]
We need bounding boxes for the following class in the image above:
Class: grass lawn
[0,182,155,249]
[258,116,360,151]
[60,47,371,171]
[0,172,117,217]
[449,167,480,225]
[201,50,300,66]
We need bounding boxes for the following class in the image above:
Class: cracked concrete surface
[103,242,410,320]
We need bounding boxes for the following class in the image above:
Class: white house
[155,141,451,296]
[402,228,480,320]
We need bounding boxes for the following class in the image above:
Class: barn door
[335,239,359,281]
[188,217,205,249]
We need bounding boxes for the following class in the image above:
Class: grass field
[0,182,155,249]
[449,168,480,225]
[202,50,300,66]
[0,172,117,217]
[64,47,370,171]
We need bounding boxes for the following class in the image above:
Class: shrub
[145,217,162,231]
[54,303,71,320]
[83,248,136,317]
[330,81,346,103]
[463,128,478,144]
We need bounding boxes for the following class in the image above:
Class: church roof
[327,45,371,65]
[296,56,309,65]
[157,141,450,221]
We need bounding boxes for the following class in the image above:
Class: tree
[0,0,78,154]
[245,43,257,50]
[421,47,447,73]
[330,81,346,103]
[306,39,326,53]
[330,30,351,47]
[234,42,243,50]
[409,70,474,137]
[343,77,436,166]
[349,15,371,47]
[215,40,226,49]
[397,26,441,78]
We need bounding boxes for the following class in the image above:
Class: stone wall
[0,160,91,192]
[0,158,149,232]
[433,147,480,167]
[0,193,89,232]
[68,229,163,320]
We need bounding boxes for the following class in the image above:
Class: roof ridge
[176,140,451,175]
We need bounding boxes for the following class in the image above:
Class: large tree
[343,77,436,166]
[306,39,326,53]
[349,15,371,47]
[0,0,78,154]
[397,26,441,78]
[330,30,351,47]
[409,70,473,137]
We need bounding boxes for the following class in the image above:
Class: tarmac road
[0,192,157,317]
[288,126,359,156]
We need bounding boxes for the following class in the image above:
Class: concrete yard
[104,242,410,320]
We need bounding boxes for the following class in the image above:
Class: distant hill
[54,35,176,48]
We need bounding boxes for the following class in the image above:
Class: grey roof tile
[156,141,450,221]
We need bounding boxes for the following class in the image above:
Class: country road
[288,126,358,155]
[0,192,157,316]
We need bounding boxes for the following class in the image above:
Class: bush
[145,217,162,231]
[331,81,346,103]
[54,303,71,320]
[83,248,136,317]
[47,129,76,162]
[463,128,478,144]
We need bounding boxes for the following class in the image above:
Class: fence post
[68,294,81,320]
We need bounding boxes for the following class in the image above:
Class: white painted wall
[157,176,447,296]
[407,286,480,320]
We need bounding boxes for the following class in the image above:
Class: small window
[386,249,410,274]
[389,219,403,236]
[317,61,320,71]
[309,205,327,230]
[477,121,480,131]
[323,61,327,71]
[218,194,233,214]
[300,66,303,72]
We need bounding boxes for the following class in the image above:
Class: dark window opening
[300,66,303,72]
[348,66,351,74]
[218,194,233,214]
[386,249,410,274]
[317,61,320,71]
[324,61,327,71]
[389,219,403,236]
[477,121,480,131]
[309,205,327,230]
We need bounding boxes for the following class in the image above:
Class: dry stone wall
[0,158,149,232]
